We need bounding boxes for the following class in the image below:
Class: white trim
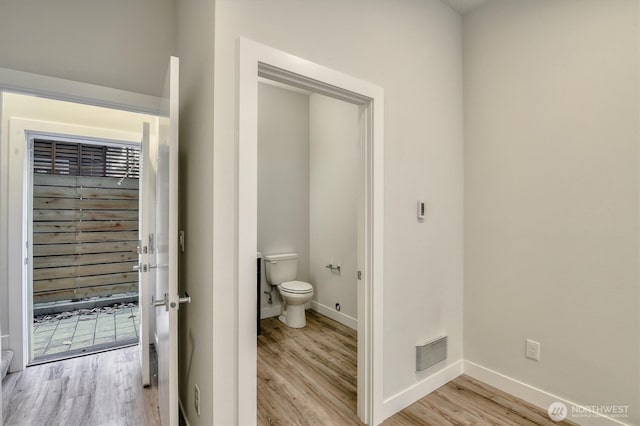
[238,37,384,426]
[310,301,357,330]
[7,119,31,372]
[6,118,142,371]
[464,361,633,426]
[382,360,463,421]
[139,122,151,387]
[0,67,161,115]
[26,131,140,149]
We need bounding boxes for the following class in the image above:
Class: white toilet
[264,253,314,328]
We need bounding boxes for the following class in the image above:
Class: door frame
[6,118,141,371]
[0,69,161,373]
[237,38,385,425]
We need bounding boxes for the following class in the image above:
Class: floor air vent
[416,336,447,371]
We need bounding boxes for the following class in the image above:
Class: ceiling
[441,0,488,14]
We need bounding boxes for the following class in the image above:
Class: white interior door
[154,56,181,426]
[138,122,154,386]
[0,91,3,425]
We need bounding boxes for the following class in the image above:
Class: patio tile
[71,341,93,349]
[52,333,74,341]
[49,338,72,346]
[116,331,135,339]
[116,323,135,331]
[71,336,93,345]
[45,345,72,355]
[116,333,137,341]
[32,345,48,353]
[76,322,96,329]
[32,302,139,360]
[74,327,96,336]
[33,334,51,343]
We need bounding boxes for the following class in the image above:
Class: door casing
[0,69,161,374]
[237,38,385,425]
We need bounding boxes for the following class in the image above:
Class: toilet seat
[279,280,313,294]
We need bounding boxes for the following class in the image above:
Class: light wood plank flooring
[258,310,361,425]
[258,310,577,426]
[2,345,159,426]
[383,375,577,426]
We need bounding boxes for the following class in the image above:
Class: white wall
[258,82,310,314]
[213,0,463,422]
[0,0,175,97]
[175,0,215,424]
[464,1,640,424]
[0,92,157,362]
[309,93,359,325]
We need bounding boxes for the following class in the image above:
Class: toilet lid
[280,280,313,294]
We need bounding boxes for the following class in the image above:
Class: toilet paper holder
[325,263,341,272]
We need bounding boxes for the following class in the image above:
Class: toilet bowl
[264,253,314,328]
[277,280,313,328]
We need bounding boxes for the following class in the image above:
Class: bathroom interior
[256,78,362,418]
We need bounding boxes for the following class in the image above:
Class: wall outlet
[526,339,540,361]
[194,384,200,416]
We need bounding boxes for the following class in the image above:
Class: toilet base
[279,304,306,328]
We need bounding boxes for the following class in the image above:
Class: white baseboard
[261,305,282,319]
[310,301,357,330]
[381,360,463,421]
[178,398,191,426]
[464,361,632,426]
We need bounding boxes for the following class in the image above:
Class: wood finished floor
[258,310,361,425]
[258,310,576,426]
[383,375,577,426]
[2,345,159,426]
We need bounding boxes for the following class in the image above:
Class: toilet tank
[264,253,298,285]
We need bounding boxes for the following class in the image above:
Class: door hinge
[24,257,28,265]
[357,270,362,280]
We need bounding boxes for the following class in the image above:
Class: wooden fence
[32,174,139,303]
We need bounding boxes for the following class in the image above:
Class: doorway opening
[29,136,141,364]
[256,79,362,423]
[2,90,159,379]
[238,39,384,425]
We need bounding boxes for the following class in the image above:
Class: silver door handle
[149,264,168,269]
[169,293,191,309]
[133,264,148,272]
[152,293,169,311]
[179,292,191,304]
